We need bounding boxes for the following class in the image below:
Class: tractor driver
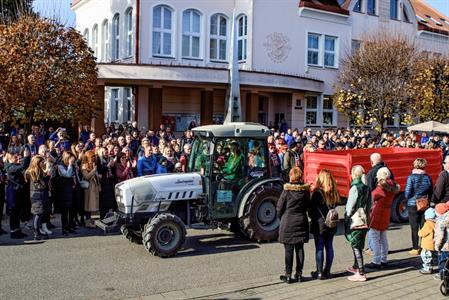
[223,141,244,181]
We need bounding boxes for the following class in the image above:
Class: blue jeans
[439,251,449,278]
[314,234,335,273]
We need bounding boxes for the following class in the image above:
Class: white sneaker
[42,223,53,235]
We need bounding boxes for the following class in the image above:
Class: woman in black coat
[276,166,310,283]
[97,147,116,219]
[55,152,76,235]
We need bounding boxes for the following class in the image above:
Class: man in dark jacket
[367,153,394,192]
[283,142,303,180]
[431,155,449,205]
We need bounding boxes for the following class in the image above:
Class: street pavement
[0,216,446,300]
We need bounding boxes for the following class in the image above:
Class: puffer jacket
[276,183,310,244]
[370,179,400,231]
[404,169,433,206]
[434,212,449,252]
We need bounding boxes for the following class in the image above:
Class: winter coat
[156,164,167,174]
[366,162,394,192]
[370,179,400,231]
[418,220,435,251]
[345,178,371,250]
[82,167,100,212]
[55,164,75,209]
[431,171,449,205]
[434,213,449,252]
[137,155,157,176]
[29,177,49,215]
[115,163,133,183]
[404,169,433,206]
[97,160,116,212]
[308,189,337,236]
[276,183,310,244]
[282,150,303,175]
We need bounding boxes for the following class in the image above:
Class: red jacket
[370,180,400,231]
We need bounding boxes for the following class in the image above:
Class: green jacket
[223,153,243,180]
[345,177,371,249]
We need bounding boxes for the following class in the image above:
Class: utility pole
[223,9,242,124]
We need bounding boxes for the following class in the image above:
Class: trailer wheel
[143,213,186,258]
[240,186,281,242]
[391,193,408,223]
[121,225,142,244]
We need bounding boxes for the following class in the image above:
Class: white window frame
[83,29,89,46]
[112,13,120,61]
[305,95,319,126]
[390,0,399,20]
[367,0,377,16]
[111,88,120,122]
[209,13,228,62]
[307,33,339,68]
[307,33,320,66]
[182,9,202,59]
[92,24,98,59]
[402,5,411,23]
[237,14,248,62]
[322,96,336,126]
[353,0,363,13]
[152,5,175,57]
[125,87,133,122]
[125,8,133,58]
[101,19,110,62]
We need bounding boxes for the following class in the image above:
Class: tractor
[98,122,283,257]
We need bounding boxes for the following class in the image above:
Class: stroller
[441,257,449,296]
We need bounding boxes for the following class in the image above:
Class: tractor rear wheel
[143,213,186,258]
[240,186,281,242]
[121,225,142,244]
[391,193,408,223]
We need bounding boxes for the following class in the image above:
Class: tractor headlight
[132,184,156,206]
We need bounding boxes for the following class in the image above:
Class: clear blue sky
[33,0,449,27]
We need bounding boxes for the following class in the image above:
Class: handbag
[350,207,368,230]
[416,196,429,212]
[80,180,89,189]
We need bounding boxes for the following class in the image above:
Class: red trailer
[304,148,442,222]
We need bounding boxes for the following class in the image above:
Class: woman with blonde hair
[345,165,371,282]
[81,150,100,228]
[309,169,340,279]
[25,155,50,240]
[277,167,310,283]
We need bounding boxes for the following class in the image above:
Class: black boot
[311,271,323,280]
[280,274,294,284]
[10,230,27,239]
[294,273,303,282]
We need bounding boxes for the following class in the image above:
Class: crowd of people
[1,120,449,285]
[277,151,449,283]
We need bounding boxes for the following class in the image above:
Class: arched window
[101,19,110,62]
[112,13,120,60]
[210,14,227,62]
[182,9,201,58]
[125,8,133,57]
[92,24,98,58]
[83,28,89,45]
[237,14,247,61]
[152,5,173,56]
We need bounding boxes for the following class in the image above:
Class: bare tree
[334,33,420,133]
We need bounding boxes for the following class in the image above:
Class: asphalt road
[0,217,415,300]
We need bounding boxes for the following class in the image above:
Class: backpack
[319,206,339,228]
[316,189,339,229]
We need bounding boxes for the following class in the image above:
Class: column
[201,90,213,125]
[91,85,106,135]
[245,92,258,122]
[149,87,162,131]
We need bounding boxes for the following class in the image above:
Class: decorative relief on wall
[263,32,291,63]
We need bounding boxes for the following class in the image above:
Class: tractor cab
[189,123,272,220]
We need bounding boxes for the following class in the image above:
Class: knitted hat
[435,203,449,216]
[424,208,436,220]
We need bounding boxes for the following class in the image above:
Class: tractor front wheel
[240,186,281,242]
[121,225,143,244]
[143,213,186,258]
